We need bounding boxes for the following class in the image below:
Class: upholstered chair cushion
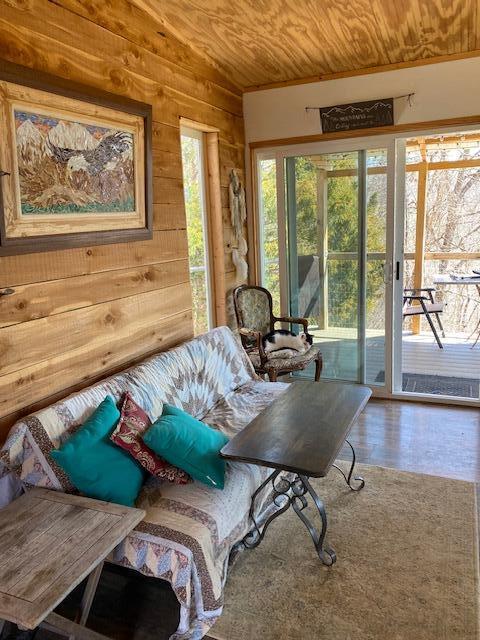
[249,343,322,372]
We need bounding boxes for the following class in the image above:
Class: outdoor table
[433,274,480,345]
[433,274,480,294]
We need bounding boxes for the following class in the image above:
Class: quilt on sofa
[0,327,289,639]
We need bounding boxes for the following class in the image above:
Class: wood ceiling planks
[372,0,476,60]
[134,0,480,90]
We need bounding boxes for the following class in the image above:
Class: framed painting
[0,60,152,255]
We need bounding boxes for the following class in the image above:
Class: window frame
[180,125,215,334]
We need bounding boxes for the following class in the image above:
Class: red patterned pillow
[111,393,191,484]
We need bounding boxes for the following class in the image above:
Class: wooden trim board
[243,50,480,93]
[206,131,227,325]
[180,117,220,133]
[249,115,480,150]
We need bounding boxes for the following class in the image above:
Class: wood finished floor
[349,398,480,482]
[3,398,479,640]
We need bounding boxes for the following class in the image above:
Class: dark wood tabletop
[221,380,371,477]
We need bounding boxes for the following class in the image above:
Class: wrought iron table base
[332,439,365,491]
[242,440,364,565]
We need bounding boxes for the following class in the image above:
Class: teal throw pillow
[51,396,146,507]
[143,407,229,489]
[162,404,187,417]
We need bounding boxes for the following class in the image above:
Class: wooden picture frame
[0,60,152,256]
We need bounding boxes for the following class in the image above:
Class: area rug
[375,371,480,398]
[209,464,479,640]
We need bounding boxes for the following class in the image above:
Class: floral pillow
[111,392,190,484]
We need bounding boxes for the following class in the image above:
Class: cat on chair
[262,329,313,359]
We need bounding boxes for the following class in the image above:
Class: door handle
[382,262,399,284]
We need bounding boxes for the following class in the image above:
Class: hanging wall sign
[319,98,394,133]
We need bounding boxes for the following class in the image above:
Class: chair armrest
[275,316,309,333]
[404,287,437,303]
[404,294,429,301]
[239,327,261,341]
[238,328,268,365]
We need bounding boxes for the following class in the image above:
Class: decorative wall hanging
[306,93,414,134]
[0,60,152,256]
[228,168,248,282]
[318,98,394,133]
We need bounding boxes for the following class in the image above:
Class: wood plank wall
[0,0,246,440]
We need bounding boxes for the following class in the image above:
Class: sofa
[0,327,289,639]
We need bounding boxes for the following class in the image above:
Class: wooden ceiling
[133,0,480,91]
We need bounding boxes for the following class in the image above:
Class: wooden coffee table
[221,380,371,565]
[0,489,145,639]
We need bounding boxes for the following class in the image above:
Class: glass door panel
[365,149,388,385]
[395,131,480,400]
[285,148,387,385]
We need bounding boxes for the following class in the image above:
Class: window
[181,127,213,335]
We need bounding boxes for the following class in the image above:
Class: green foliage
[181,135,209,334]
[259,159,281,313]
[259,153,387,330]
[181,136,205,268]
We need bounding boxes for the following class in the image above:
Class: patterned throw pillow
[111,393,190,484]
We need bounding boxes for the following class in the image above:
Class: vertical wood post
[247,146,259,285]
[205,132,226,326]
[412,140,428,334]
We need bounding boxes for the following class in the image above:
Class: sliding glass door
[285,148,389,385]
[393,130,480,401]
[257,139,393,389]
[257,128,480,404]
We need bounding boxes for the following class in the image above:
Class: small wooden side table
[0,488,145,639]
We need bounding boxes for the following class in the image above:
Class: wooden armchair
[233,285,323,382]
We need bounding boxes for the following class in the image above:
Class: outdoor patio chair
[403,287,445,349]
[233,284,323,382]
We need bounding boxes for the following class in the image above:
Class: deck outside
[309,326,480,399]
